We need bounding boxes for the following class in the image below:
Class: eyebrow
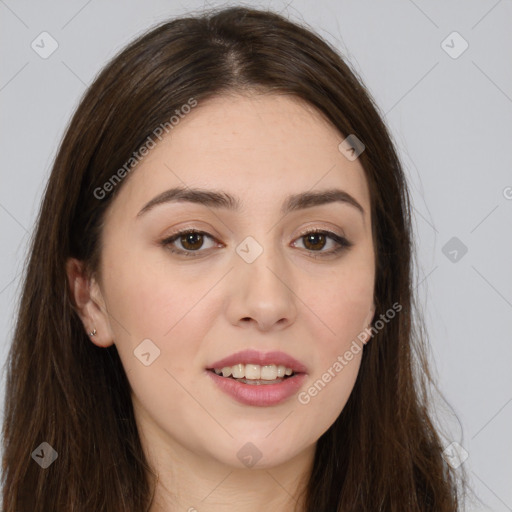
[136,186,365,218]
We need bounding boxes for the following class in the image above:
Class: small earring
[89,328,97,337]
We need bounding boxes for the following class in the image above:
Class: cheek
[100,257,216,426]
[101,247,210,339]
[311,269,374,349]
[101,264,175,338]
[100,249,228,387]
[298,267,372,411]
[296,281,369,428]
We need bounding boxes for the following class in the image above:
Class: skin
[67,92,376,512]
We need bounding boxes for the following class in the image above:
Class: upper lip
[207,349,308,373]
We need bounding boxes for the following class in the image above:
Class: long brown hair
[2,6,467,510]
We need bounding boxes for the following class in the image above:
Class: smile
[211,363,295,381]
[205,368,307,406]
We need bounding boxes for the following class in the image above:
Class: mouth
[205,365,307,407]
[204,350,308,406]
[206,364,301,385]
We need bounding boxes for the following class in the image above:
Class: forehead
[109,93,371,218]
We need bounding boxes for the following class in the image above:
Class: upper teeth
[214,364,294,380]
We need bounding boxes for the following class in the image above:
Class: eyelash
[160,228,353,259]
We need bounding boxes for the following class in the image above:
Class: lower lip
[205,370,307,407]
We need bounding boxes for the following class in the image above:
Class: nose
[225,240,298,332]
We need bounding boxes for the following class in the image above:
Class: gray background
[1,0,511,510]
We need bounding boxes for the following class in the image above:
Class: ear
[65,258,114,347]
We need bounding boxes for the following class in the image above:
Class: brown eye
[292,229,353,258]
[179,232,204,251]
[161,229,218,256]
[302,232,327,251]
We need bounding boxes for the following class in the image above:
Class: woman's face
[89,93,375,469]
